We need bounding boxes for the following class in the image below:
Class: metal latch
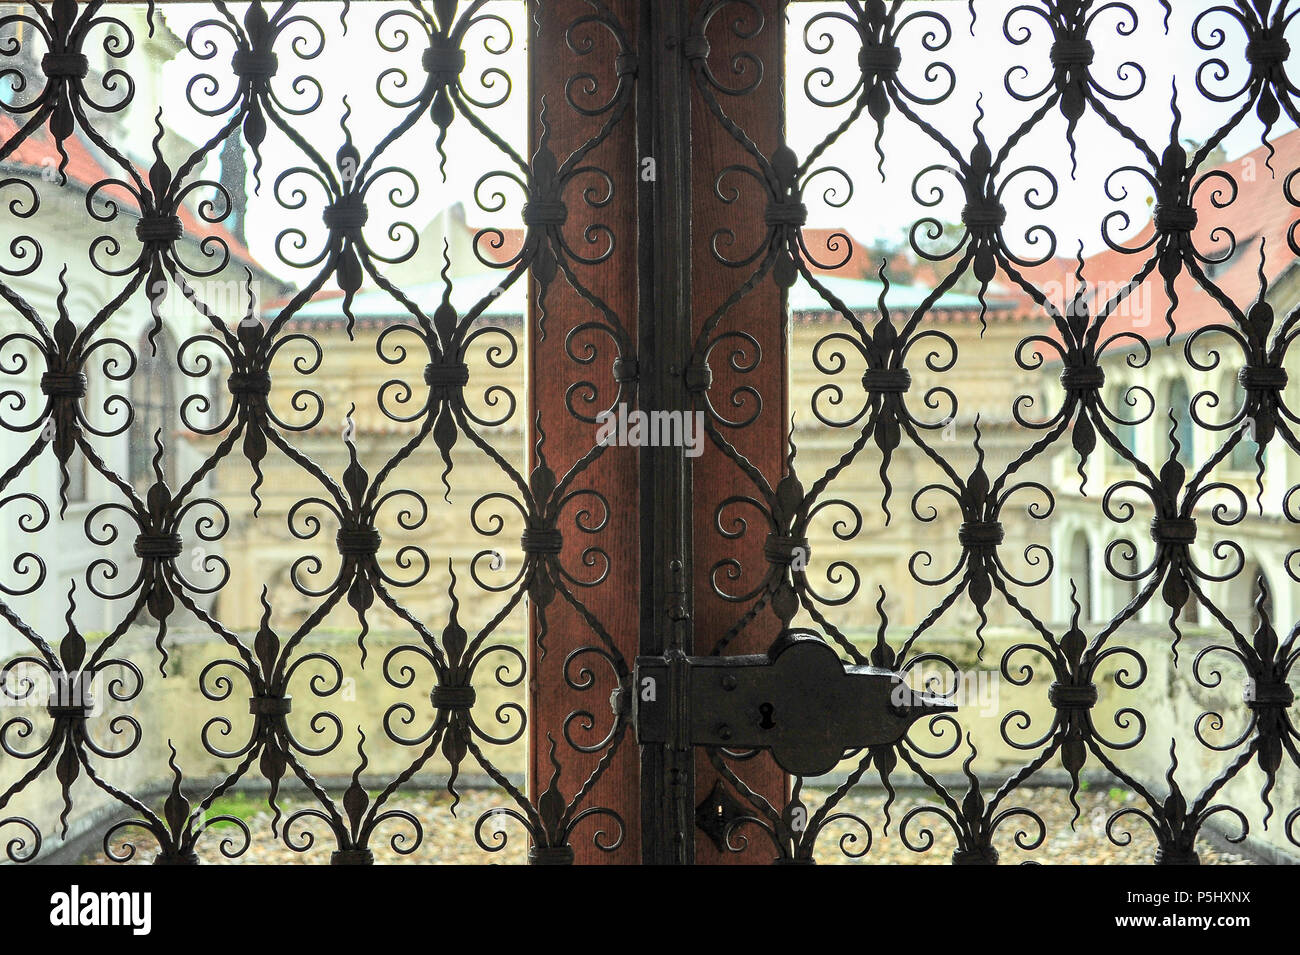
[633,629,956,777]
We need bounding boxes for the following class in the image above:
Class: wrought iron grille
[0,0,639,866]
[0,0,1295,866]
[681,0,1300,865]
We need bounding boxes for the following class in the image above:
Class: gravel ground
[81,785,1252,865]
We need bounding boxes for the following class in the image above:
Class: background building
[0,6,289,650]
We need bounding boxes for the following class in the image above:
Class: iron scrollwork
[0,0,634,865]
[687,0,1299,865]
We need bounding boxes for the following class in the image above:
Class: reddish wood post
[526,0,785,864]
[687,0,788,864]
[527,0,641,865]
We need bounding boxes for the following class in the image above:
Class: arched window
[129,326,175,485]
[1065,530,1093,622]
[1218,371,1261,470]
[1251,568,1274,633]
[1166,378,1193,468]
[1107,383,1139,464]
[1107,540,1141,616]
[1230,419,1265,471]
[0,18,37,101]
[66,362,89,502]
[1229,563,1273,633]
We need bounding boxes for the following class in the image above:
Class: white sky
[160,1,529,281]
[786,0,1288,257]
[151,0,1287,280]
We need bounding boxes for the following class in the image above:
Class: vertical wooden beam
[528,0,641,865]
[688,0,788,863]
[636,0,698,865]
[528,0,786,864]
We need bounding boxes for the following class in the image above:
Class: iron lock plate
[633,630,956,777]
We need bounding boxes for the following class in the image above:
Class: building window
[1230,420,1265,471]
[65,435,87,502]
[129,327,175,485]
[1108,541,1141,615]
[1251,569,1274,633]
[1066,530,1093,623]
[57,364,89,503]
[1229,563,1274,633]
[1107,384,1139,464]
[1166,378,1193,468]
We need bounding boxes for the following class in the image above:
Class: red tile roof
[1046,128,1300,346]
[484,227,524,265]
[805,131,1300,337]
[801,227,885,280]
[802,224,1072,320]
[0,115,263,272]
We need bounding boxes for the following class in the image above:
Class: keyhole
[758,702,776,730]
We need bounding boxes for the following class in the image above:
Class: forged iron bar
[0,0,1295,866]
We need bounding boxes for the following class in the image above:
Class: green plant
[205,791,264,822]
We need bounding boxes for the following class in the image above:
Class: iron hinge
[633,629,956,777]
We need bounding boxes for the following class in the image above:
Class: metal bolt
[717,723,732,741]
[721,674,738,691]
